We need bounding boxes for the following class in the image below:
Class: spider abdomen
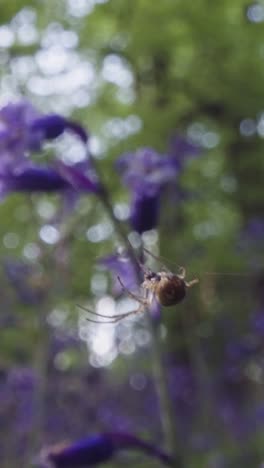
[156,276,186,306]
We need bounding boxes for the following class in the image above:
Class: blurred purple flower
[238,218,264,260]
[99,253,138,294]
[0,163,100,197]
[251,309,264,335]
[0,167,69,194]
[116,147,177,233]
[0,101,88,172]
[130,192,159,234]
[4,259,49,305]
[31,114,88,144]
[7,367,37,434]
[116,147,178,197]
[8,367,37,392]
[44,436,114,467]
[0,101,40,170]
[168,364,197,435]
[0,101,97,200]
[225,336,258,363]
[116,141,199,233]
[43,432,174,467]
[242,217,264,241]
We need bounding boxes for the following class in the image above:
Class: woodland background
[1,1,264,467]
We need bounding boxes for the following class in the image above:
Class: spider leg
[117,276,149,306]
[185,278,199,288]
[178,267,186,279]
[84,303,146,324]
[77,304,125,319]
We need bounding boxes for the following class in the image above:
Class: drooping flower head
[116,139,199,233]
[0,101,88,173]
[0,101,102,198]
[116,147,177,197]
[0,101,41,171]
[41,432,174,467]
[116,147,177,233]
[0,162,101,198]
[4,259,49,305]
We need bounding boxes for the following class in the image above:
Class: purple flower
[130,192,160,234]
[8,367,37,392]
[99,253,138,294]
[45,436,114,467]
[0,101,88,172]
[117,147,178,197]
[31,115,88,144]
[251,309,264,335]
[238,217,264,254]
[0,101,97,200]
[43,432,174,467]
[116,147,178,233]
[4,259,49,305]
[130,192,159,233]
[243,217,264,241]
[116,141,199,233]
[0,101,41,167]
[0,167,69,193]
[225,338,258,362]
[0,163,100,197]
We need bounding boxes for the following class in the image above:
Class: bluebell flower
[0,163,101,197]
[116,141,199,233]
[45,436,114,467]
[242,217,264,241]
[251,309,264,335]
[130,192,160,234]
[0,101,41,163]
[0,102,98,199]
[43,432,174,467]
[116,147,177,233]
[31,114,88,144]
[0,101,88,172]
[4,259,50,305]
[0,166,69,194]
[238,217,264,257]
[116,147,178,197]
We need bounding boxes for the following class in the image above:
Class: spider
[78,249,199,324]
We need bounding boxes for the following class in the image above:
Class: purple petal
[0,166,70,193]
[44,433,174,467]
[130,192,160,233]
[116,147,178,196]
[31,115,88,143]
[47,435,114,467]
[0,162,100,196]
[0,101,89,175]
[57,162,101,193]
